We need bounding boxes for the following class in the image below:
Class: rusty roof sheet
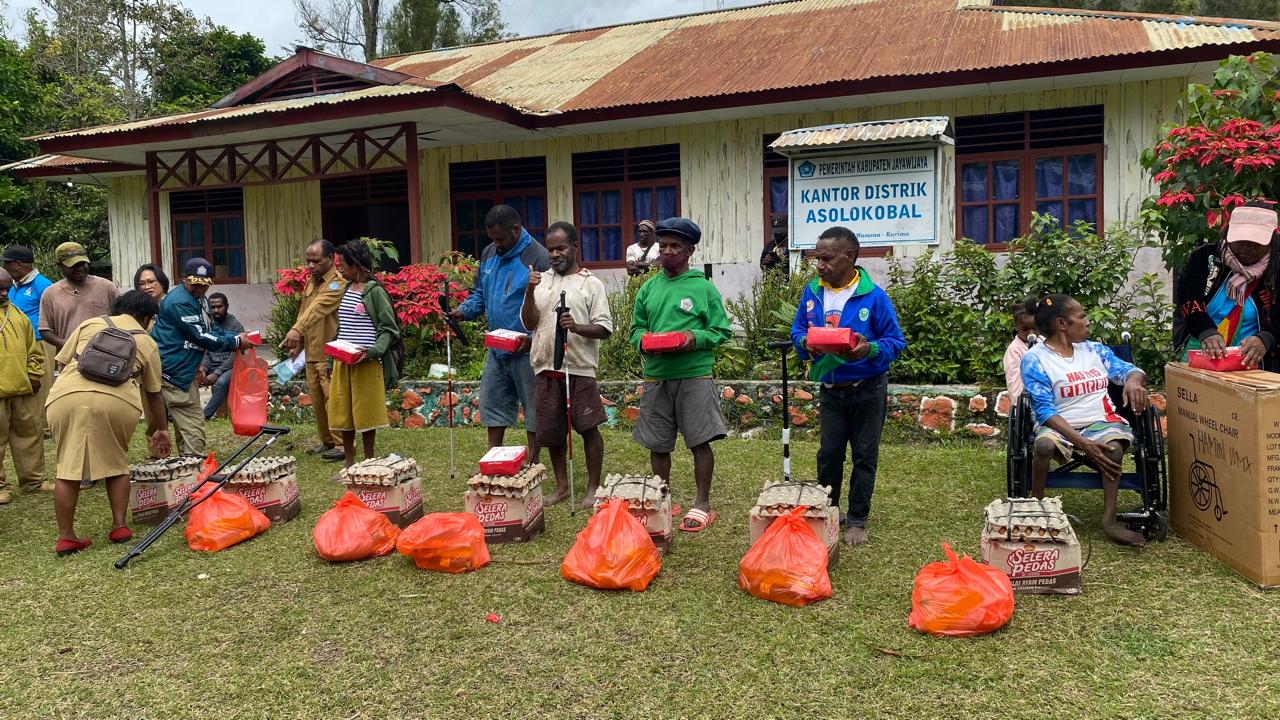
[0,154,114,172]
[27,0,1280,145]
[770,117,953,150]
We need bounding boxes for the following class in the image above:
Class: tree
[991,0,1280,21]
[294,0,387,61]
[151,25,277,111]
[295,0,507,60]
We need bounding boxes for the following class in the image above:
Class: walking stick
[115,425,291,570]
[767,340,793,483]
[555,290,576,515]
[440,278,469,483]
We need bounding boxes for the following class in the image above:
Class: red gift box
[806,327,863,354]
[1188,347,1248,372]
[641,332,688,353]
[484,329,527,352]
[244,330,262,346]
[479,446,528,476]
[324,340,365,364]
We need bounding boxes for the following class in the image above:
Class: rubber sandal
[108,527,133,544]
[679,508,716,533]
[670,504,682,518]
[55,538,92,556]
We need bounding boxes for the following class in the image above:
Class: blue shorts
[478,351,537,431]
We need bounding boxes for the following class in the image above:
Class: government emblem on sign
[797,160,815,178]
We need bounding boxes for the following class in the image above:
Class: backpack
[75,317,144,386]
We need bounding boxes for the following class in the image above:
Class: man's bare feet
[1102,520,1147,548]
[580,491,597,510]
[543,487,570,506]
[842,526,868,546]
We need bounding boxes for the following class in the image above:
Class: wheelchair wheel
[1144,510,1168,542]
[1006,401,1029,497]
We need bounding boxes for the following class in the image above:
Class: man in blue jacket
[450,204,550,457]
[153,258,248,456]
[790,226,905,546]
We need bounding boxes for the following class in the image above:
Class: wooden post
[404,122,423,265]
[145,151,162,266]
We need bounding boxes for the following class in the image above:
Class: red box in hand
[479,446,527,476]
[806,326,863,354]
[244,330,262,346]
[324,340,364,364]
[641,332,688,353]
[484,329,526,352]
[1188,347,1248,372]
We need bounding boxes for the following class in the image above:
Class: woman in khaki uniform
[49,291,172,556]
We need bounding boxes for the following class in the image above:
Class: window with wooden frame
[956,105,1104,248]
[572,144,680,266]
[170,187,246,283]
[449,156,548,259]
[764,134,788,245]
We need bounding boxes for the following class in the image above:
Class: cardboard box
[640,332,687,353]
[324,340,364,364]
[1187,347,1248,373]
[223,474,301,524]
[805,326,862,354]
[981,528,1083,595]
[1167,363,1280,588]
[749,505,840,565]
[484,329,526,352]
[465,487,544,543]
[343,477,424,528]
[478,446,528,476]
[130,476,200,525]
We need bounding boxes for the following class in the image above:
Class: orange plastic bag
[908,542,1015,637]
[396,513,490,573]
[185,485,271,552]
[561,498,662,591]
[313,492,402,562]
[738,506,832,607]
[228,346,269,436]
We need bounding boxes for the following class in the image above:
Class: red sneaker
[55,537,92,556]
[108,527,132,544]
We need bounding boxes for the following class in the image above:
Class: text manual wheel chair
[1005,333,1169,542]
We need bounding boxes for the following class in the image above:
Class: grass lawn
[0,423,1277,719]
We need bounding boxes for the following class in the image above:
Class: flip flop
[670,504,682,518]
[679,507,716,533]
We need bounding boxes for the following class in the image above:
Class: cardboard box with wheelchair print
[1166,363,1280,588]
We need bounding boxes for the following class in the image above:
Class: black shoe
[320,448,346,461]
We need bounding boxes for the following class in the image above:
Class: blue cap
[655,217,701,245]
[183,257,215,285]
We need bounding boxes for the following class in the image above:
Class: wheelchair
[1005,335,1169,542]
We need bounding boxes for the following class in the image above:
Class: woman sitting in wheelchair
[1020,294,1151,547]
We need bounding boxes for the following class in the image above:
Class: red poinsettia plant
[1141,52,1280,268]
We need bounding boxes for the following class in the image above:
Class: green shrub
[598,270,651,381]
[721,267,815,375]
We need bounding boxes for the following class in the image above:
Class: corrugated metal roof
[0,154,125,172]
[769,117,953,150]
[28,0,1280,144]
[30,84,433,141]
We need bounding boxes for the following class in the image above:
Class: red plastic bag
[185,485,271,552]
[561,498,662,591]
[396,513,490,573]
[229,345,269,436]
[738,506,832,607]
[908,542,1015,637]
[313,492,402,562]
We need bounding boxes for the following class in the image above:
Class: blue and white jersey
[1020,340,1141,428]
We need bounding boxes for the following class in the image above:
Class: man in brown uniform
[0,269,46,504]
[283,239,346,461]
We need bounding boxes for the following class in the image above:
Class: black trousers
[816,374,888,528]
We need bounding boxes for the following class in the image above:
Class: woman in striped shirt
[325,240,401,467]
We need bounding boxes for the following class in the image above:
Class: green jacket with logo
[629,269,732,379]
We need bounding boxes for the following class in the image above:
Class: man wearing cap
[38,242,119,354]
[283,239,347,461]
[625,220,659,276]
[3,245,55,449]
[630,217,732,533]
[152,257,249,455]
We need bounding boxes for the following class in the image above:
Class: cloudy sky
[3,0,764,55]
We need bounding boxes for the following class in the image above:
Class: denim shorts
[478,350,537,431]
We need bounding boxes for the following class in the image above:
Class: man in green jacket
[0,269,45,504]
[629,217,732,533]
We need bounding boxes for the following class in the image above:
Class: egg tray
[338,454,421,486]
[983,497,1074,543]
[129,456,205,483]
[465,463,545,498]
[593,474,669,510]
[751,481,835,519]
[220,455,297,485]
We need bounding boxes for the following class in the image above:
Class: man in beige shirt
[522,221,613,507]
[283,239,346,461]
[39,242,119,353]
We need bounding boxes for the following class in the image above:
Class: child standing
[1004,302,1038,401]
[630,217,733,533]
[790,226,905,546]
